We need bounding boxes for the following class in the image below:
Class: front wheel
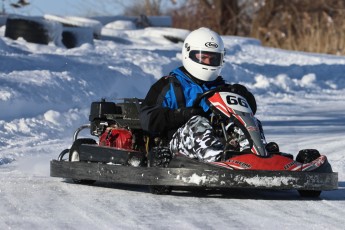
[296,149,322,198]
[69,138,97,185]
[298,190,321,198]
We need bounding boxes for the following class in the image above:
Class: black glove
[230,84,249,96]
[173,107,206,124]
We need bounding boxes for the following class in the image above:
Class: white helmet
[182,27,225,82]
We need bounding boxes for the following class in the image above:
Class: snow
[0,19,344,230]
[242,175,297,187]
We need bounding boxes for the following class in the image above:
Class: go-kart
[50,85,338,197]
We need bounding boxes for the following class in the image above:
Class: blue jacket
[162,68,225,111]
[139,66,225,137]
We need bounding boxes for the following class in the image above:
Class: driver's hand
[174,107,206,124]
[230,84,249,96]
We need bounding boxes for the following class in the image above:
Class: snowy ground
[0,19,344,230]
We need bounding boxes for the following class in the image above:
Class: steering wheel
[193,85,235,107]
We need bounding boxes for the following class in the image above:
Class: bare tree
[72,0,131,17]
[170,0,242,35]
[124,0,180,16]
[48,0,345,54]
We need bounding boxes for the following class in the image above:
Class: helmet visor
[189,50,223,67]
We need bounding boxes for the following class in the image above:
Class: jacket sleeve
[139,77,187,135]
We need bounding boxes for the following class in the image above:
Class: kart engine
[88,98,144,151]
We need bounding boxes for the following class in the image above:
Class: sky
[0,19,344,229]
[2,0,125,16]
[2,0,181,17]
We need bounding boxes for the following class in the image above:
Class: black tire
[298,190,322,198]
[62,31,77,49]
[5,18,49,44]
[296,149,322,198]
[163,35,184,43]
[148,147,172,195]
[149,185,173,195]
[60,27,94,49]
[44,14,102,39]
[69,138,97,185]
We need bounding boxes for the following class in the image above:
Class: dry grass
[169,0,345,55]
[250,0,345,55]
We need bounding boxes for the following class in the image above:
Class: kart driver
[139,27,257,162]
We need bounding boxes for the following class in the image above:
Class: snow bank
[44,14,103,38]
[0,18,344,230]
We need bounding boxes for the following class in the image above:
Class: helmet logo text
[205,42,218,48]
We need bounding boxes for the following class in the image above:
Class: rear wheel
[148,147,172,195]
[69,138,97,185]
[149,184,173,195]
[298,190,321,198]
[296,149,322,198]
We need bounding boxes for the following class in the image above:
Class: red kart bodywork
[212,154,328,171]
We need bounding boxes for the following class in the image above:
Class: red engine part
[99,127,133,150]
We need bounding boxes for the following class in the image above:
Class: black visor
[189,50,223,67]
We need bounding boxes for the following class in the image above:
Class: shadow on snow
[62,179,345,201]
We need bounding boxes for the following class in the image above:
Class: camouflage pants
[169,115,223,162]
